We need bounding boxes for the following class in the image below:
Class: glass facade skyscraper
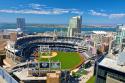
[17,18,25,30]
[67,16,82,37]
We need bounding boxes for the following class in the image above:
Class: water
[24,27,65,33]
[0,23,116,33]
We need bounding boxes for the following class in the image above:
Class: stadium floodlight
[38,45,50,53]
[14,43,16,62]
[6,42,9,58]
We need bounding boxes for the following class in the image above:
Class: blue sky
[0,0,125,24]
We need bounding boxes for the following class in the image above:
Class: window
[97,77,105,83]
[3,35,10,39]
[98,68,106,77]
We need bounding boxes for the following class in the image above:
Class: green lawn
[77,68,87,75]
[86,76,95,83]
[72,68,87,78]
[38,52,84,70]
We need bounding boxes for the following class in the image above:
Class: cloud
[89,10,108,17]
[71,10,83,15]
[0,9,64,15]
[89,9,125,19]
[0,3,83,15]
[52,8,83,15]
[28,3,46,10]
[0,9,82,15]
[52,8,69,14]
[109,14,125,19]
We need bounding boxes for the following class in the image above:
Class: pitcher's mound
[40,51,58,58]
[52,52,57,56]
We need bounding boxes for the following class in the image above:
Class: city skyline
[0,0,125,24]
[1,0,125,83]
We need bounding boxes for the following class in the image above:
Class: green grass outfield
[38,52,84,70]
[86,76,95,83]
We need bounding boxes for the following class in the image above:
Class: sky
[0,0,125,24]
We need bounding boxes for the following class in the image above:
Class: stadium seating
[9,35,91,60]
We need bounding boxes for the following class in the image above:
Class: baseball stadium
[7,35,90,69]
[5,34,93,83]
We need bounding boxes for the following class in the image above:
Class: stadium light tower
[61,28,63,37]
[13,43,16,63]
[53,29,57,41]
[39,45,42,52]
[6,42,9,58]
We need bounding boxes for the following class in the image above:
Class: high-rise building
[17,18,25,29]
[10,32,17,42]
[115,24,125,52]
[67,16,82,37]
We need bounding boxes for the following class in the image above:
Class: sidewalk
[79,66,94,83]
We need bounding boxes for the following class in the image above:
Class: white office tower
[67,16,82,37]
[17,18,25,30]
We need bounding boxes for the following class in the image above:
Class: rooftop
[47,73,59,78]
[13,69,47,81]
[99,57,125,73]
[92,31,107,34]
